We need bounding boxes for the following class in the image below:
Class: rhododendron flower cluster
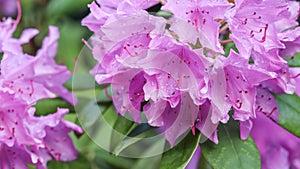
[0,5,82,169]
[82,0,300,168]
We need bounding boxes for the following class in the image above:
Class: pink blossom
[0,143,32,169]
[162,0,231,53]
[0,0,17,16]
[83,0,300,149]
[0,104,82,168]
[82,0,159,32]
[0,3,82,167]
[225,0,288,57]
[279,27,300,57]
[274,1,300,33]
[251,113,300,169]
[240,87,279,140]
[0,18,16,52]
[1,26,76,105]
[223,51,275,122]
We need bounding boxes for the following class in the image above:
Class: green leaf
[102,106,137,152]
[155,10,173,19]
[28,164,36,169]
[200,119,261,169]
[198,156,213,169]
[112,127,158,156]
[102,106,137,136]
[47,153,92,169]
[159,132,201,169]
[275,94,300,137]
[65,74,98,91]
[34,98,75,116]
[224,42,238,57]
[132,155,162,169]
[94,150,135,169]
[47,0,93,17]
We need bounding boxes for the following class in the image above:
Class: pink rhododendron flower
[0,143,33,169]
[274,1,300,32]
[0,18,17,52]
[279,27,300,57]
[0,3,82,168]
[1,26,76,105]
[82,0,159,32]
[251,112,300,169]
[162,0,231,53]
[290,67,300,97]
[225,0,288,57]
[240,86,279,140]
[0,90,82,168]
[94,33,209,145]
[223,51,275,122]
[83,0,300,149]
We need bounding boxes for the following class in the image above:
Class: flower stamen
[81,38,93,50]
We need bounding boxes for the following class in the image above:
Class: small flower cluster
[83,0,300,168]
[0,3,82,169]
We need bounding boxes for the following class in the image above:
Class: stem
[104,85,113,100]
[73,57,79,75]
[220,39,233,44]
[219,23,228,34]
[9,0,22,35]
[15,0,22,25]
[81,38,93,50]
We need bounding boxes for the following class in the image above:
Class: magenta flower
[251,113,300,169]
[195,100,220,144]
[274,1,300,33]
[0,4,82,167]
[83,0,300,154]
[0,0,17,16]
[162,0,231,53]
[223,51,274,122]
[278,27,300,57]
[0,18,16,52]
[225,0,288,57]
[240,86,279,140]
[261,68,297,96]
[94,34,208,145]
[194,55,231,143]
[290,68,300,97]
[1,26,76,105]
[0,91,32,147]
[0,143,32,169]
[24,108,83,167]
[82,0,158,32]
[0,0,20,52]
[0,102,82,169]
[186,146,201,169]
